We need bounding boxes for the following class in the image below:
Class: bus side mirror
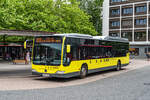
[67,45,71,53]
[24,41,27,49]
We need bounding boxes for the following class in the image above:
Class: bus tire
[80,65,88,79]
[116,61,121,71]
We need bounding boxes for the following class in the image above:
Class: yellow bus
[32,33,129,78]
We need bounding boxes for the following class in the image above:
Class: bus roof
[93,36,128,42]
[54,33,93,38]
[36,33,129,43]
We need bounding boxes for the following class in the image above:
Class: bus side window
[63,38,80,66]
[79,47,84,60]
[71,45,78,60]
[106,47,112,57]
[63,46,72,66]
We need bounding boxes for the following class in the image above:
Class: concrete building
[102,0,150,58]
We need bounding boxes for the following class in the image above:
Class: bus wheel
[80,66,87,79]
[116,61,121,71]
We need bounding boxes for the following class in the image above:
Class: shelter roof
[0,30,56,36]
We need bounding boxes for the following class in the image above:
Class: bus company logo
[45,69,47,72]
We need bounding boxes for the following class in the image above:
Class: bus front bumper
[32,70,79,78]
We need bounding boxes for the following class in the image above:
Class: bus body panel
[32,64,60,74]
[32,54,129,77]
[32,35,130,78]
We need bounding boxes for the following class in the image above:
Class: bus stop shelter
[0,30,55,61]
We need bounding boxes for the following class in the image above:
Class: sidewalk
[0,61,31,71]
[130,56,147,60]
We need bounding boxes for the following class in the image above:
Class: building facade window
[109,32,120,37]
[111,9,120,15]
[135,19,147,25]
[121,0,128,1]
[111,21,120,27]
[122,20,132,27]
[111,0,121,3]
[145,48,147,53]
[134,31,146,41]
[122,8,133,14]
[148,48,150,52]
[148,31,150,41]
[145,48,150,53]
[135,6,147,13]
[121,32,132,41]
[111,0,128,3]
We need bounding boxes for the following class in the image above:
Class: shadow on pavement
[33,68,127,82]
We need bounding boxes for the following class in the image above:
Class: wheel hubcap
[82,68,86,76]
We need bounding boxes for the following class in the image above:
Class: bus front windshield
[33,43,62,66]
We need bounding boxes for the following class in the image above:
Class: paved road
[0,59,149,91]
[0,61,150,100]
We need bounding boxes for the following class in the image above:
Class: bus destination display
[36,37,61,43]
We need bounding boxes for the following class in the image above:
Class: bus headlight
[56,71,65,74]
[32,69,37,72]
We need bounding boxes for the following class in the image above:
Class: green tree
[78,0,103,35]
[0,0,98,36]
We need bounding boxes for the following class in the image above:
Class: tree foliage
[78,0,103,35]
[0,35,33,42]
[0,0,98,36]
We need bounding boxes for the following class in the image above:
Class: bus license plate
[42,74,50,77]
